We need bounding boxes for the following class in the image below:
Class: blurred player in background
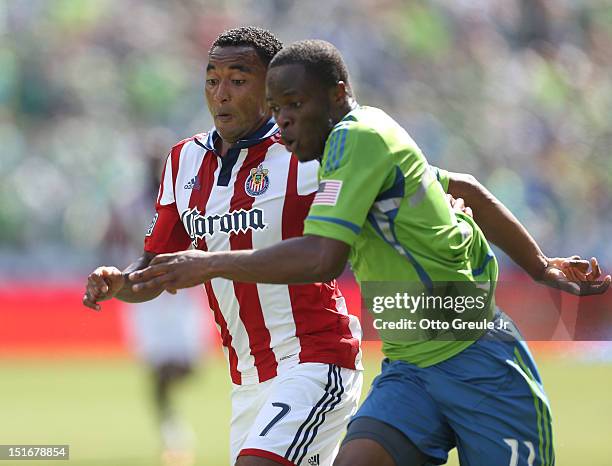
[129,40,610,466]
[126,289,203,466]
[123,150,207,466]
[84,28,363,466]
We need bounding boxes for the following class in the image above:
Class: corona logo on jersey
[245,164,270,197]
[181,207,267,243]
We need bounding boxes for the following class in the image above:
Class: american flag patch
[312,180,343,206]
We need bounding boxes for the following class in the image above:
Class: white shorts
[230,363,363,466]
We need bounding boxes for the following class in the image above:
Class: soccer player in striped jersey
[129,40,610,466]
[83,28,363,466]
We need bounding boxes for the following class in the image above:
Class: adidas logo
[307,454,319,466]
[184,176,201,190]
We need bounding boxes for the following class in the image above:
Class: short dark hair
[269,39,351,93]
[211,27,283,66]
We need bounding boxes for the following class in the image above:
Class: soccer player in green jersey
[130,40,610,465]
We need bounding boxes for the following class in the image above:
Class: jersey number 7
[259,402,292,437]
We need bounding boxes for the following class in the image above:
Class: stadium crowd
[1,0,611,278]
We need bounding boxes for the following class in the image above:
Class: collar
[196,117,279,154]
[340,100,360,123]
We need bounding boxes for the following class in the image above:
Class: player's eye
[232,79,246,85]
[269,104,280,113]
[290,101,302,109]
[206,79,218,86]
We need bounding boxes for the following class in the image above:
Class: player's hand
[128,250,212,294]
[82,266,125,311]
[446,194,473,218]
[541,256,610,296]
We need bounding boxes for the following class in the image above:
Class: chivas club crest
[245,164,269,197]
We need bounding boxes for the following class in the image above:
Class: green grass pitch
[1,352,611,465]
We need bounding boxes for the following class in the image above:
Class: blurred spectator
[120,143,209,466]
[0,0,610,279]
[124,288,206,466]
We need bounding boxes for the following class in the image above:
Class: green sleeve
[431,165,450,192]
[303,122,393,246]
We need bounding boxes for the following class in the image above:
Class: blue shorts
[353,313,554,465]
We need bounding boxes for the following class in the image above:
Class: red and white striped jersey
[144,120,362,385]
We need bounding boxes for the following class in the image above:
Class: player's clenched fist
[82,266,125,311]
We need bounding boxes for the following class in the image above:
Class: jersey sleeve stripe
[333,128,348,171]
[324,130,339,174]
[159,155,175,206]
[305,215,361,235]
[324,126,350,174]
[169,140,186,201]
[157,154,169,204]
[329,129,341,172]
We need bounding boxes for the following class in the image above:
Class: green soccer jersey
[303,105,499,367]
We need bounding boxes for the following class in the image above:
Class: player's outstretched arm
[82,251,166,310]
[447,172,610,296]
[128,235,351,293]
[447,172,548,279]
